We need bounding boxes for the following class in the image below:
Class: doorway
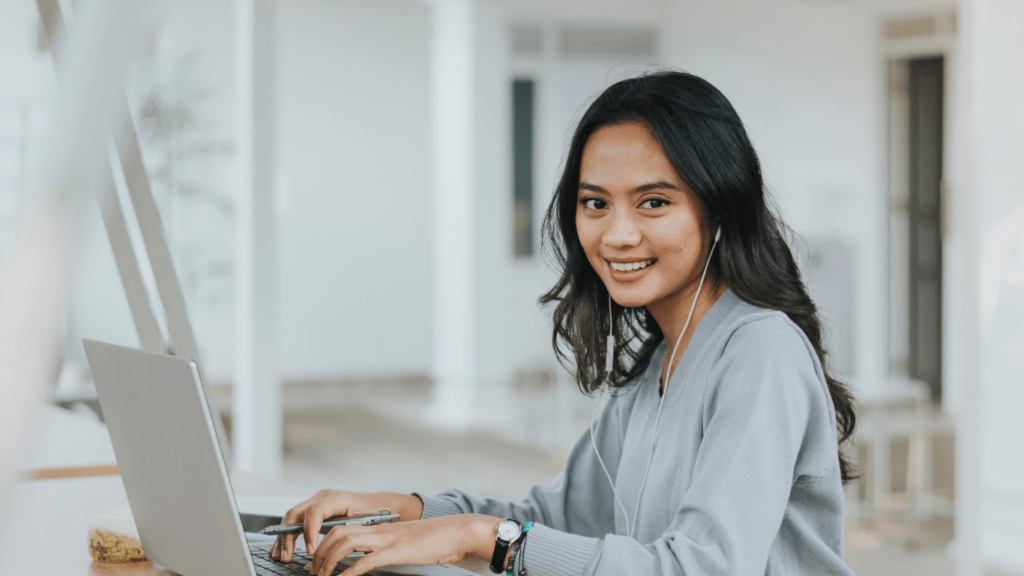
[888,56,945,404]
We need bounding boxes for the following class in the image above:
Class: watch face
[497,520,521,541]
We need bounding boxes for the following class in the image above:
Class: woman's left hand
[304,514,501,576]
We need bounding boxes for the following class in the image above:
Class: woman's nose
[603,215,641,248]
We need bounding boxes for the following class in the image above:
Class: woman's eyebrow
[635,181,682,193]
[578,182,607,194]
[578,181,682,194]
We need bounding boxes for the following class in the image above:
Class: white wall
[496,0,666,24]
[471,0,517,387]
[154,0,238,380]
[275,0,433,379]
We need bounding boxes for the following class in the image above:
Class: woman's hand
[305,514,501,576]
[269,489,425,563]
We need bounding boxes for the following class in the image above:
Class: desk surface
[3,471,290,575]
[6,469,490,576]
[5,406,489,576]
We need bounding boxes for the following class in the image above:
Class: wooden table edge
[26,464,120,480]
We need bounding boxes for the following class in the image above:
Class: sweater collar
[649,287,742,399]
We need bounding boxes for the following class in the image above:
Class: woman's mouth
[608,258,656,272]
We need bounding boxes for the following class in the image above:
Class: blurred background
[2,0,1022,574]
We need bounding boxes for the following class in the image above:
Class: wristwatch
[489,519,523,574]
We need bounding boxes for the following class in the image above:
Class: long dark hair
[539,71,857,483]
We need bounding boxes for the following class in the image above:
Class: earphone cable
[589,294,633,536]
[629,228,721,538]
[588,228,722,540]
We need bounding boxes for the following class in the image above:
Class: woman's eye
[581,198,607,210]
[640,198,669,209]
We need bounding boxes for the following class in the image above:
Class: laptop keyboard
[250,544,347,576]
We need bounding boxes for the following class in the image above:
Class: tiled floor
[253,379,1008,576]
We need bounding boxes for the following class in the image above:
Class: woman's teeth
[610,259,654,272]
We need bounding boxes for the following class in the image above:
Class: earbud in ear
[714,226,722,242]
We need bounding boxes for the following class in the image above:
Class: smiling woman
[271,71,857,576]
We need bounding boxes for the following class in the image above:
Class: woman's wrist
[380,492,424,522]
[464,515,504,562]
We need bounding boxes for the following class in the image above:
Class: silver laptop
[83,339,478,576]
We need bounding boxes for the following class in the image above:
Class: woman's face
[575,122,711,314]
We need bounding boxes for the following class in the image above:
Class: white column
[424,0,477,429]
[234,0,280,478]
[954,0,1024,573]
[951,3,979,573]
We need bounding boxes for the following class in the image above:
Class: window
[511,78,534,258]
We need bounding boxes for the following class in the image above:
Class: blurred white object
[0,0,155,554]
[38,0,234,463]
[17,403,116,473]
[0,215,67,493]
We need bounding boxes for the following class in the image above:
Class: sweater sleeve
[519,316,834,576]
[417,386,638,566]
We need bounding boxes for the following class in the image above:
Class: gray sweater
[419,290,855,575]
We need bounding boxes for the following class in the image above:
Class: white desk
[3,471,303,575]
[5,405,490,576]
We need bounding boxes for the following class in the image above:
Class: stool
[853,378,955,547]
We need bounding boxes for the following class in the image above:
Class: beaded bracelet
[517,522,533,576]
[505,540,520,576]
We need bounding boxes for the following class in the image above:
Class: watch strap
[489,519,521,574]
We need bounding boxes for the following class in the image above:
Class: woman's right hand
[269,489,425,563]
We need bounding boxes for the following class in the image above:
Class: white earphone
[590,225,722,539]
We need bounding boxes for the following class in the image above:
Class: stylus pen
[259,513,401,535]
